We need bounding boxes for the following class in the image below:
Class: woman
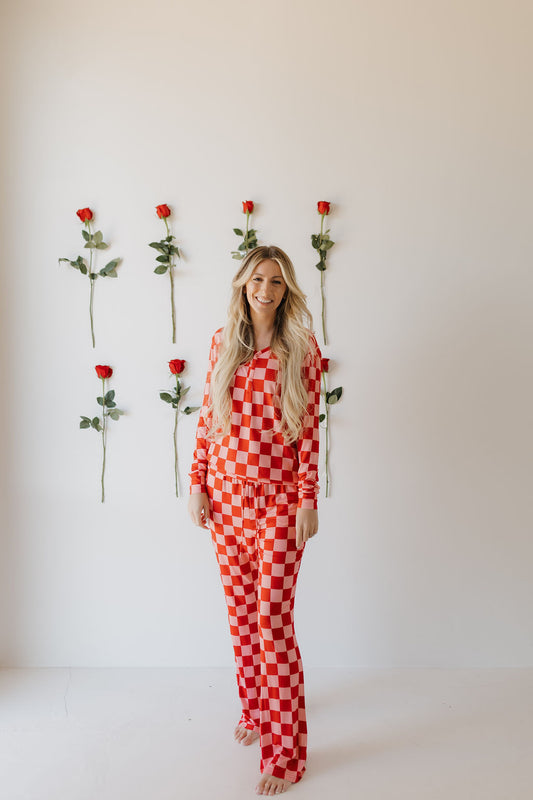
[188,245,322,796]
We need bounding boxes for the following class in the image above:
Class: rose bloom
[169,359,186,375]
[95,365,113,379]
[317,201,330,215]
[242,201,254,214]
[321,358,330,373]
[76,208,93,222]
[156,204,171,218]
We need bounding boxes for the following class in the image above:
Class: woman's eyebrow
[253,272,284,280]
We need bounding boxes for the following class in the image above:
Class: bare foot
[234,725,259,746]
[255,773,292,795]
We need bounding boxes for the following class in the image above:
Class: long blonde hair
[210,245,315,443]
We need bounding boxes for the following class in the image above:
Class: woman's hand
[295,508,318,548]
[188,492,210,529]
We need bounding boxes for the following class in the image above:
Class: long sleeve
[297,336,322,509]
[189,330,222,494]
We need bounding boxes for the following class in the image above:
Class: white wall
[1,0,532,667]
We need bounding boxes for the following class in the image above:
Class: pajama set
[190,328,322,784]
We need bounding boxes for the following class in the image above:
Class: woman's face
[245,259,287,320]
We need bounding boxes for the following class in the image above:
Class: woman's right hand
[188,492,210,529]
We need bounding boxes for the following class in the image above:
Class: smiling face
[245,259,287,322]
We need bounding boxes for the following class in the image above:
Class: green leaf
[91,416,101,428]
[79,264,88,275]
[80,419,91,428]
[183,405,200,415]
[93,230,103,245]
[160,392,173,403]
[149,242,170,253]
[102,259,119,273]
[95,242,108,249]
[165,235,175,242]
[168,245,180,256]
[311,234,320,249]
[233,228,243,236]
[156,254,170,263]
[108,410,120,421]
[97,397,104,405]
[82,230,91,241]
[104,390,115,403]
[238,242,247,251]
[107,268,118,277]
[84,242,95,249]
[319,413,326,423]
[106,400,116,408]
[89,272,98,280]
[315,260,326,271]
[180,385,190,398]
[231,252,243,260]
[326,387,343,404]
[154,265,168,274]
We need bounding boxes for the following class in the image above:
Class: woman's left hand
[295,508,319,548]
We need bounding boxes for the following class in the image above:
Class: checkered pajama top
[189,328,322,509]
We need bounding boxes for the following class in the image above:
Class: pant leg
[206,469,261,731]
[255,485,307,784]
[206,471,308,783]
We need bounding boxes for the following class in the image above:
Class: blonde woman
[188,245,322,796]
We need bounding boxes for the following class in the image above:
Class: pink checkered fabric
[207,468,307,784]
[189,328,322,509]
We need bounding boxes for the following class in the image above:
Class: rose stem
[164,217,176,343]
[245,209,249,254]
[173,375,180,497]
[320,213,327,346]
[322,370,330,497]
[101,377,107,503]
[87,221,95,348]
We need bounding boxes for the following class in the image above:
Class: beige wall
[1,0,532,666]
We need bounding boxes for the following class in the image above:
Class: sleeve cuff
[189,483,206,495]
[298,497,318,510]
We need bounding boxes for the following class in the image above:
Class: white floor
[0,667,532,800]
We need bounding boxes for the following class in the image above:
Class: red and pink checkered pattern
[207,468,307,784]
[190,328,322,508]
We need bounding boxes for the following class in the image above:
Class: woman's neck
[251,316,275,351]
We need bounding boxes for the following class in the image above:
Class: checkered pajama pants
[206,468,307,784]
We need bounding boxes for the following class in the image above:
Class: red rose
[169,359,186,375]
[76,208,93,222]
[95,365,113,379]
[156,204,171,218]
[317,201,330,215]
[321,358,330,373]
[242,201,254,214]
